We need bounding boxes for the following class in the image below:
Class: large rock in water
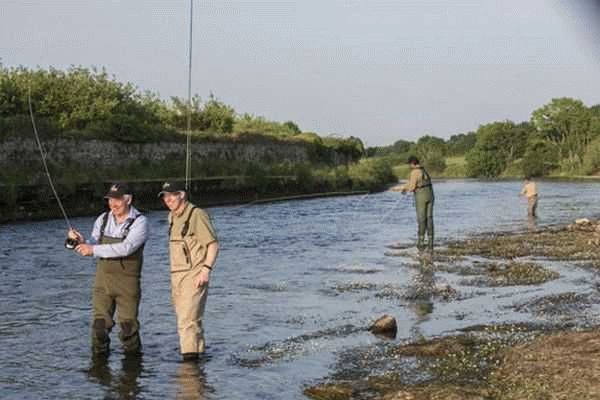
[369,314,397,338]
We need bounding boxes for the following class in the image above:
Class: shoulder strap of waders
[416,167,432,189]
[122,215,139,239]
[99,212,110,242]
[181,206,198,237]
[168,206,198,238]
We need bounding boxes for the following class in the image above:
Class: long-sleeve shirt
[520,182,538,198]
[88,206,149,258]
[401,167,429,193]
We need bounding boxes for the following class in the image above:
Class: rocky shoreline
[305,219,600,400]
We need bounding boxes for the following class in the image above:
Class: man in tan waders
[391,156,434,251]
[520,176,538,217]
[68,183,149,356]
[158,181,219,361]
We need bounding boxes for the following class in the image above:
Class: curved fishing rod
[28,87,77,248]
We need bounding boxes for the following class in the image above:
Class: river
[1,180,599,399]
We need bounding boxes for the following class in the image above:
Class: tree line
[368,98,600,177]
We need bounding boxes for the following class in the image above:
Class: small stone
[384,391,415,400]
[575,218,590,225]
[369,314,397,337]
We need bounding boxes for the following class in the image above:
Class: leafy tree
[582,136,600,175]
[366,139,414,157]
[465,121,526,177]
[521,140,559,177]
[283,121,301,134]
[447,132,477,156]
[198,96,235,133]
[531,98,598,165]
[413,135,446,173]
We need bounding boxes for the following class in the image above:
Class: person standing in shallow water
[520,176,538,218]
[158,181,220,362]
[68,183,149,356]
[391,156,435,251]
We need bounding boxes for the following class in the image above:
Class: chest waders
[414,167,435,251]
[169,206,209,358]
[92,213,144,355]
[169,206,198,273]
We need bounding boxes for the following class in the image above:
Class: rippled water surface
[1,180,600,399]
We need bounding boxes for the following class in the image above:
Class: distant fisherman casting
[391,156,435,251]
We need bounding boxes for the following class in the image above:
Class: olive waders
[414,167,434,251]
[92,213,144,355]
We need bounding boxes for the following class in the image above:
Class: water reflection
[528,215,539,232]
[175,361,208,400]
[407,257,435,340]
[87,354,143,399]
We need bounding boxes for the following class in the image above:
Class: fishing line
[376,192,408,225]
[185,0,194,192]
[28,86,73,231]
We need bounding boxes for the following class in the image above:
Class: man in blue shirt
[68,183,149,356]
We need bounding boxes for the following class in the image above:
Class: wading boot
[416,236,426,252]
[427,234,434,252]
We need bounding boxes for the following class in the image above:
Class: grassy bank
[0,157,395,222]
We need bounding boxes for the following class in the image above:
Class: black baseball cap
[104,183,132,199]
[157,181,186,198]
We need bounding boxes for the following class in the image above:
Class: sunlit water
[1,180,600,399]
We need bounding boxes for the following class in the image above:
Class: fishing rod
[185,0,194,192]
[27,87,78,249]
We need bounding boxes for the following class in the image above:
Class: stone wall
[1,137,311,168]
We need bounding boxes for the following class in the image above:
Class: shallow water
[1,180,600,399]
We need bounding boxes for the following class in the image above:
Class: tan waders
[171,268,209,355]
[169,204,217,358]
[91,217,143,355]
[528,195,538,218]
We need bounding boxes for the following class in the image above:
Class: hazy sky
[2,0,600,146]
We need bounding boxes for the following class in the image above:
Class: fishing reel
[65,237,80,250]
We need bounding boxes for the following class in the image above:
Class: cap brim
[157,190,182,198]
[104,192,127,199]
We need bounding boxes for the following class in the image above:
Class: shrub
[582,137,600,175]
[521,140,559,177]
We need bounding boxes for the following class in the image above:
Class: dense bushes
[521,140,559,177]
[0,65,364,164]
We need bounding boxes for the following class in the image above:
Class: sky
[1,0,600,146]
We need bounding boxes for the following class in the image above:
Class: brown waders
[91,215,144,355]
[415,168,434,251]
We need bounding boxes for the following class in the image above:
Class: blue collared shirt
[88,206,149,258]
